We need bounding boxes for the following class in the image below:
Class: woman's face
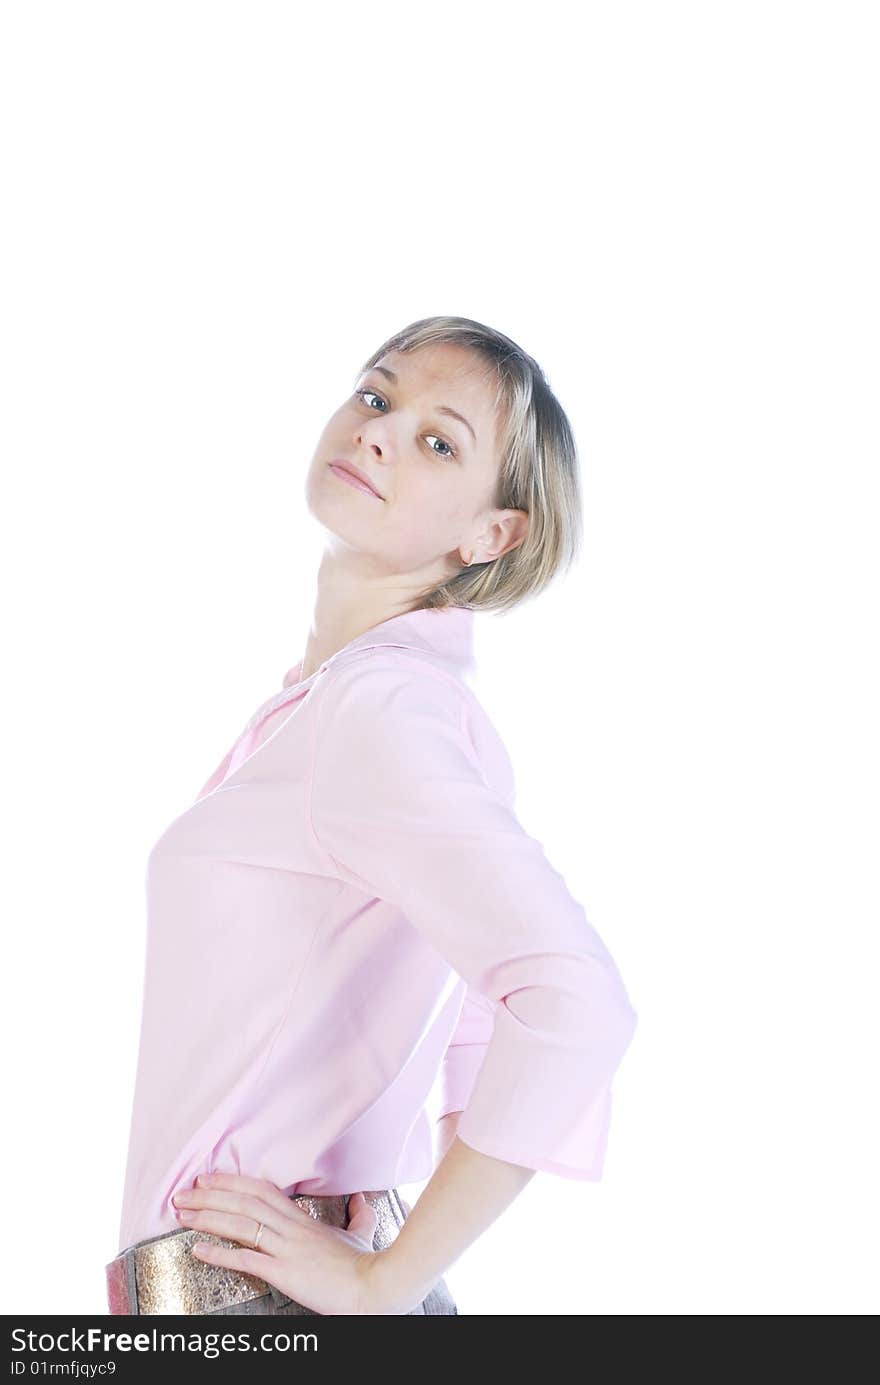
[305,342,519,583]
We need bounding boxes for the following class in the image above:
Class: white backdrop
[1,1,877,1316]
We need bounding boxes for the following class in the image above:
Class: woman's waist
[108,1188,410,1315]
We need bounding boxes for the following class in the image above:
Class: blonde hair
[356,315,583,615]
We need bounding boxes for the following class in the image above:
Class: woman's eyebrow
[361,364,477,446]
[436,405,477,447]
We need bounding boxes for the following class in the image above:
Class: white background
[1,1,877,1316]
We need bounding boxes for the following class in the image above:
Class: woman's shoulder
[313,644,517,803]
[317,643,470,711]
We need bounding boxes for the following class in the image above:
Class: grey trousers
[107,1188,458,1316]
[209,1278,458,1316]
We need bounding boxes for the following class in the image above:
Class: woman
[106,314,639,1316]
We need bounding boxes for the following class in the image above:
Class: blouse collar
[282,605,477,689]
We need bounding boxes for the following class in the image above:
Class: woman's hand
[171,1173,410,1315]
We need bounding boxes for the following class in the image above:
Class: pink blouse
[115,605,638,1254]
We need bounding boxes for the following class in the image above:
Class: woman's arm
[396,1112,460,1217]
[365,1134,535,1313]
[311,659,638,1311]
[393,1112,461,1217]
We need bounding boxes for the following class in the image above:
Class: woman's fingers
[173,1184,305,1249]
[179,1202,284,1255]
[189,1172,305,1222]
[190,1235,279,1281]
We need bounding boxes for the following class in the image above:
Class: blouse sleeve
[436,985,498,1122]
[308,653,639,1181]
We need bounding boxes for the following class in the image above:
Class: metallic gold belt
[106,1189,408,1315]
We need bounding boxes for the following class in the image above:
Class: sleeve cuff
[455,1081,615,1182]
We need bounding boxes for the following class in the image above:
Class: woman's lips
[328,462,385,500]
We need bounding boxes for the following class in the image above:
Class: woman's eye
[354,388,387,412]
[425,434,456,459]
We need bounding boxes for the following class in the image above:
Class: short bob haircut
[355,315,583,616]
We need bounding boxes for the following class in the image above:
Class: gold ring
[253,1220,265,1250]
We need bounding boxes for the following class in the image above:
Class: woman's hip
[106,1188,457,1316]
